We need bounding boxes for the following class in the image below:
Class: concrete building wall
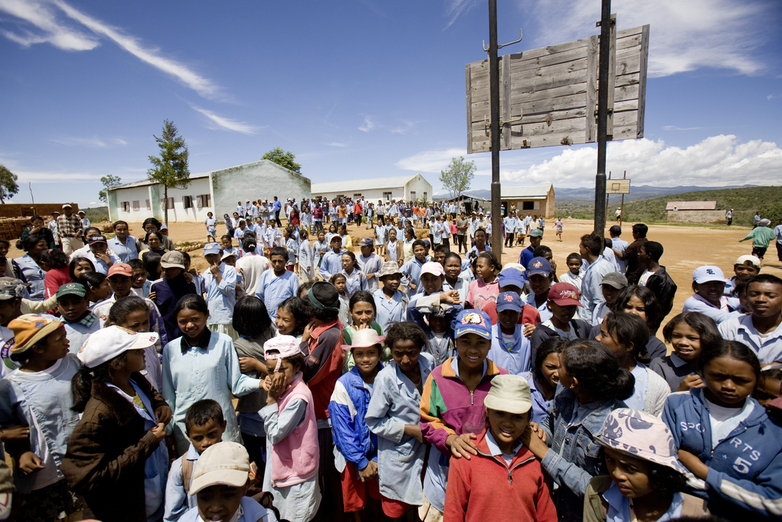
[157,178,213,223]
[667,210,726,224]
[110,185,154,222]
[405,175,433,203]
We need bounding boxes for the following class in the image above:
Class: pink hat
[264,335,303,372]
[420,261,444,277]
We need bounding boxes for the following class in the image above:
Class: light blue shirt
[203,262,237,325]
[255,270,299,321]
[683,294,742,326]
[84,251,122,276]
[604,481,685,522]
[526,293,552,323]
[610,237,629,274]
[61,313,101,354]
[372,289,408,332]
[319,250,343,280]
[357,254,383,293]
[625,363,650,411]
[164,444,199,522]
[580,256,614,322]
[342,268,367,298]
[719,313,782,364]
[107,235,139,263]
[489,323,531,375]
[400,257,425,297]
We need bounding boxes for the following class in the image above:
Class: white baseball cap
[190,441,250,495]
[77,326,159,368]
[692,265,726,285]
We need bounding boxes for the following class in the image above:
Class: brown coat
[61,374,168,522]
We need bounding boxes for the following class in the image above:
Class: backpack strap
[181,455,194,495]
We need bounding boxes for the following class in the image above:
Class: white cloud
[391,120,419,135]
[663,126,703,132]
[396,147,471,173]
[517,0,771,77]
[190,106,260,134]
[49,135,129,148]
[327,142,348,147]
[501,135,782,186]
[359,116,376,133]
[0,0,97,50]
[443,0,481,29]
[769,93,782,100]
[15,169,102,181]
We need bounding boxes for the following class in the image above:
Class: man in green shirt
[739,218,776,265]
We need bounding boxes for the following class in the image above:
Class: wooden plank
[607,13,617,137]
[509,45,590,70]
[511,57,590,83]
[636,24,649,138]
[466,63,473,154]
[586,35,598,142]
[501,54,512,149]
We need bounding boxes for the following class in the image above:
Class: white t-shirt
[704,396,754,448]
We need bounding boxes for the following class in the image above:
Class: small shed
[501,184,555,218]
[666,201,724,224]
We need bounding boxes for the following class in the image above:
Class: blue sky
[1,0,780,207]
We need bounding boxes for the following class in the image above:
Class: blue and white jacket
[662,388,782,520]
[328,366,379,473]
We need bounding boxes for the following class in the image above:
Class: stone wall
[0,203,78,219]
[667,210,727,224]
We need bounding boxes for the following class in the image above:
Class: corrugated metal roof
[666,201,717,210]
[311,175,424,193]
[501,184,553,199]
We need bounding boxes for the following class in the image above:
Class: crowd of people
[0,197,779,522]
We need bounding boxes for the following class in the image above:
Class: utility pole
[488,0,502,257]
[594,0,612,238]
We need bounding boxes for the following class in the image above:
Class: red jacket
[444,428,557,522]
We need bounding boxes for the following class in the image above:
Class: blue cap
[454,310,492,340]
[496,291,522,313]
[359,237,374,247]
[526,257,551,277]
[498,267,525,289]
[204,243,221,256]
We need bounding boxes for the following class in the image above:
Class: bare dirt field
[16,217,779,346]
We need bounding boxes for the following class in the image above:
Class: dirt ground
[15,217,780,345]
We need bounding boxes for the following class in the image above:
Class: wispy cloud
[517,0,772,77]
[396,147,469,172]
[190,106,261,135]
[662,125,703,131]
[391,120,419,135]
[359,116,377,133]
[768,93,782,100]
[49,135,129,148]
[443,0,481,30]
[501,135,782,187]
[327,142,349,147]
[0,0,222,99]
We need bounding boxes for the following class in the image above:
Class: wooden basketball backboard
[606,179,631,194]
[466,24,649,153]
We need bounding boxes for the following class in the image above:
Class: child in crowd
[525,257,554,322]
[342,291,389,371]
[682,265,742,325]
[724,254,761,296]
[327,273,349,325]
[585,408,704,522]
[554,217,563,241]
[69,256,95,282]
[412,301,456,366]
[444,374,557,522]
[558,252,583,292]
[181,441,277,522]
[489,291,532,375]
[57,282,101,352]
[275,296,310,340]
[202,243,238,339]
[151,252,197,341]
[283,227,297,272]
[255,246,300,322]
[400,239,428,296]
[204,211,217,241]
[129,258,152,297]
[357,237,383,293]
[164,399,226,522]
[0,315,80,520]
[419,310,509,519]
[320,234,344,281]
[530,282,591,358]
[366,322,435,519]
[329,329,384,518]
[591,272,627,326]
[42,247,71,298]
[651,311,720,392]
[232,296,276,468]
[162,294,264,453]
[341,251,367,298]
[77,270,112,307]
[755,366,782,409]
[525,337,566,424]
[63,326,170,522]
[596,313,670,415]
[221,234,241,259]
[663,340,782,520]
[373,261,408,332]
[261,336,321,522]
[612,285,667,362]
[524,340,634,521]
[465,252,501,324]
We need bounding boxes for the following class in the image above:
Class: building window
[383,192,392,201]
[183,195,193,209]
[197,194,211,207]
[161,197,174,209]
[145,199,151,210]
[423,192,428,202]
[522,201,534,210]
[121,201,130,212]
[410,191,416,201]
[353,193,362,198]
[132,200,140,211]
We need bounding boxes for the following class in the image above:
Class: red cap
[548,282,583,307]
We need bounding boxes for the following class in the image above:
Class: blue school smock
[163,443,199,522]
[61,312,101,354]
[319,250,342,280]
[488,322,531,375]
[662,388,782,520]
[372,288,408,332]
[400,257,425,297]
[255,270,299,321]
[15,254,46,300]
[108,235,139,262]
[357,253,383,293]
[162,331,262,454]
[365,353,435,506]
[341,268,366,298]
[203,262,237,325]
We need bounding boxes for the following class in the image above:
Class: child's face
[486,408,529,449]
[540,353,560,388]
[603,447,654,499]
[622,295,647,323]
[318,232,325,242]
[221,237,232,250]
[381,275,401,294]
[455,333,491,371]
[275,308,298,336]
[748,281,782,319]
[670,322,702,362]
[264,357,298,387]
[108,275,132,298]
[196,484,246,522]
[93,279,112,301]
[0,243,8,257]
[702,355,757,408]
[390,339,421,373]
[548,301,578,325]
[341,254,355,271]
[57,294,89,322]
[331,239,342,253]
[360,246,372,257]
[497,309,520,331]
[120,309,151,333]
[528,274,550,296]
[35,325,70,363]
[413,245,426,262]
[428,314,447,333]
[73,260,93,280]
[388,229,397,241]
[567,258,582,275]
[444,257,461,280]
[596,321,631,359]
[434,250,446,265]
[694,281,725,306]
[734,263,759,281]
[270,255,287,274]
[420,273,443,295]
[352,345,381,378]
[351,301,375,327]
[147,235,161,251]
[124,348,146,374]
[755,374,782,408]
[132,268,147,288]
[333,277,347,293]
[601,284,622,305]
[164,267,182,280]
[187,418,226,454]
[177,308,208,340]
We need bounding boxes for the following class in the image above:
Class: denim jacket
[539,386,626,521]
[0,354,81,493]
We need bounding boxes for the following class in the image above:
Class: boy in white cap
[202,243,238,339]
[724,254,761,297]
[444,374,557,522]
[682,265,743,325]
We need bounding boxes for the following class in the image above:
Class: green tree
[98,174,123,203]
[439,156,475,200]
[0,165,19,204]
[147,119,190,225]
[262,147,301,173]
